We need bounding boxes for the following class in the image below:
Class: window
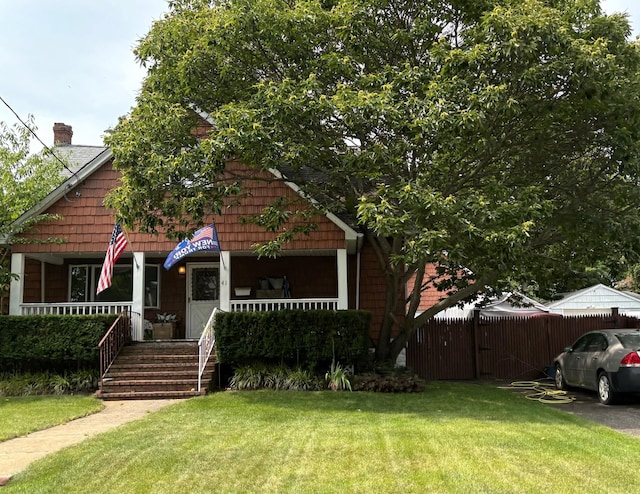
[617,333,640,349]
[145,265,159,308]
[585,334,608,352]
[69,264,160,308]
[571,334,592,352]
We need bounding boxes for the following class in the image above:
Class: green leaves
[108,0,640,360]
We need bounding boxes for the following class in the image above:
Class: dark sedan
[554,329,640,404]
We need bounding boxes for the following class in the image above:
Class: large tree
[0,118,64,300]
[106,0,640,362]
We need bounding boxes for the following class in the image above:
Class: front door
[186,263,220,339]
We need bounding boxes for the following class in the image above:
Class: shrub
[228,364,322,391]
[0,370,100,396]
[0,315,116,373]
[228,364,269,390]
[215,310,371,371]
[325,361,352,391]
[351,371,426,393]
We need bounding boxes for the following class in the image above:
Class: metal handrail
[198,307,220,393]
[98,310,133,390]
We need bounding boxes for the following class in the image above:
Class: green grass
[0,395,104,441]
[5,383,640,493]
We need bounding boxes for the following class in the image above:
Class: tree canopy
[0,118,64,296]
[106,0,640,361]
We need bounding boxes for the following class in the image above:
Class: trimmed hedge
[215,310,371,370]
[0,315,117,373]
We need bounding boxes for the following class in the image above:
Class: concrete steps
[98,341,216,400]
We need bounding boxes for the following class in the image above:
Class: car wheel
[554,364,566,390]
[598,373,616,405]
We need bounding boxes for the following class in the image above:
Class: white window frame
[68,263,161,308]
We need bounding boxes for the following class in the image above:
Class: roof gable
[547,284,640,310]
[12,147,360,253]
[12,148,113,228]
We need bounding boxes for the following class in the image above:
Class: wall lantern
[178,266,186,275]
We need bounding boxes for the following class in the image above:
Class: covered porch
[10,248,354,341]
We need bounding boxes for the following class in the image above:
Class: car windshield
[615,333,640,349]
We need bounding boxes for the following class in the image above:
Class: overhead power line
[0,94,76,177]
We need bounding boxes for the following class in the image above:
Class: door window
[192,268,219,301]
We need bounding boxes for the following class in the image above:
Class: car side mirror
[564,346,573,353]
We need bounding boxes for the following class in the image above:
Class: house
[407,265,550,320]
[433,292,551,319]
[547,283,640,317]
[9,123,390,342]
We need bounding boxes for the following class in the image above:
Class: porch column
[9,253,25,315]
[131,252,145,341]
[219,251,231,311]
[337,248,348,310]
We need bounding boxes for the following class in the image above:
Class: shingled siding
[406,264,447,312]
[358,241,407,343]
[14,157,388,338]
[13,160,348,255]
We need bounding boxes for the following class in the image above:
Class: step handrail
[98,310,133,390]
[198,307,220,392]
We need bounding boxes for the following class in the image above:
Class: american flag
[189,225,219,246]
[96,222,128,295]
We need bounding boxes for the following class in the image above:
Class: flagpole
[216,222,226,270]
[120,223,140,269]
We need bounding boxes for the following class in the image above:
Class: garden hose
[509,380,576,404]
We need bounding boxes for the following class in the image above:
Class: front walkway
[0,399,181,485]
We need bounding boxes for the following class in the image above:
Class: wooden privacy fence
[406,310,640,381]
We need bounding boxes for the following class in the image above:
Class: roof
[53,145,108,177]
[10,147,113,230]
[10,142,361,251]
[432,291,549,319]
[547,284,640,310]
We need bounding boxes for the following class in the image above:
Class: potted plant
[153,313,177,339]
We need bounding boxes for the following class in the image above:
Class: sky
[0,0,638,151]
[0,1,170,149]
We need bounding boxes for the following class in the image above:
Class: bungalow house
[547,283,640,318]
[9,123,390,343]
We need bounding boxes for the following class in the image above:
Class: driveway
[549,388,640,439]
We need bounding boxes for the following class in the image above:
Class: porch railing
[198,307,220,393]
[20,302,133,315]
[20,303,142,340]
[98,311,133,390]
[229,298,339,312]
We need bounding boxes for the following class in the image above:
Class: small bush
[228,364,322,391]
[0,370,100,396]
[325,361,352,391]
[352,372,426,393]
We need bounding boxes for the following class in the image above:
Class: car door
[562,334,591,386]
[577,332,608,390]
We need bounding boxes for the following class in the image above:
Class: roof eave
[3,148,114,244]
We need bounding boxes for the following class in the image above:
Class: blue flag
[164,224,220,270]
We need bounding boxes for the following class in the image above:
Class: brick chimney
[53,123,73,146]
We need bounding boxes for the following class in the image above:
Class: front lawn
[5,383,640,493]
[0,396,103,442]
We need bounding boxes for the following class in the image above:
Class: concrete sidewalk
[0,399,181,485]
